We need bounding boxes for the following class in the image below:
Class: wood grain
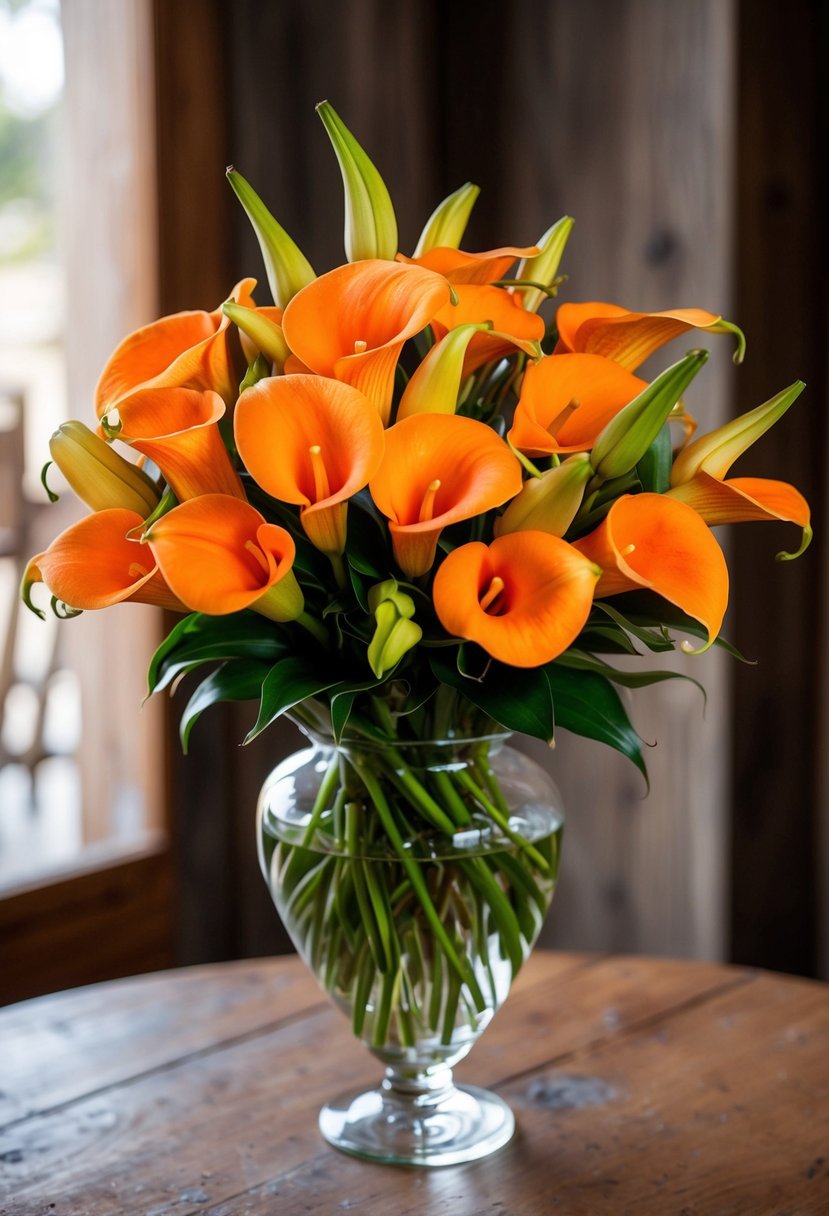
[2,952,827,1214]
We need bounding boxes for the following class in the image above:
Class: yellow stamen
[244,539,270,575]
[353,339,368,354]
[479,575,506,613]
[546,397,580,439]
[309,444,331,501]
[128,562,149,580]
[619,543,636,557]
[418,478,442,523]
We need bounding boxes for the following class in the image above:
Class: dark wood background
[153,0,829,978]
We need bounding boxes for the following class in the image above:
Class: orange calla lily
[398,245,539,285]
[234,374,385,556]
[22,509,185,614]
[146,494,303,621]
[281,260,450,424]
[369,414,523,577]
[107,387,244,501]
[508,353,647,456]
[573,493,729,645]
[95,278,256,416]
[667,474,812,559]
[432,531,599,667]
[555,301,745,371]
[430,284,544,373]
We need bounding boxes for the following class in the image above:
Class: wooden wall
[153,0,827,976]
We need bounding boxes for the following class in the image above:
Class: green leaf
[591,601,675,652]
[330,679,382,742]
[556,648,706,701]
[430,653,554,742]
[612,591,753,663]
[148,612,289,695]
[179,660,270,753]
[246,658,341,743]
[636,422,673,494]
[543,665,648,783]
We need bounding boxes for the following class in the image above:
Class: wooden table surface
[1,951,828,1215]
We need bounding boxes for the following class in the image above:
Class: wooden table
[1,952,828,1215]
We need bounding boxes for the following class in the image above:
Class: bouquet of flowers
[21,105,811,1159]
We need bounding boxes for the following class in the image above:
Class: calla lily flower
[104,387,245,502]
[413,182,480,257]
[573,493,729,646]
[234,374,385,556]
[430,284,545,373]
[399,245,539,285]
[281,260,450,424]
[226,169,315,307]
[514,216,575,312]
[667,474,812,560]
[146,494,303,622]
[49,421,160,516]
[22,509,185,616]
[508,354,647,456]
[369,414,523,577]
[667,380,812,558]
[95,279,256,416]
[555,301,746,370]
[494,454,592,538]
[432,531,600,667]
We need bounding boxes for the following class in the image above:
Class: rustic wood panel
[733,0,827,977]
[495,0,735,962]
[2,953,828,1213]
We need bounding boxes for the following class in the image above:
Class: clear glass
[257,732,564,1166]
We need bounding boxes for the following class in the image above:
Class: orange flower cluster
[23,103,811,721]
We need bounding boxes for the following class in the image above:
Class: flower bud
[367,579,422,678]
[223,300,290,369]
[226,167,316,307]
[590,349,708,482]
[413,182,480,257]
[397,323,491,419]
[49,421,159,515]
[316,100,398,261]
[515,215,575,312]
[494,454,592,538]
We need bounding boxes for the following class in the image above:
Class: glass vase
[257,728,563,1167]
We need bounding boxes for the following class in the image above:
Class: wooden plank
[0,953,747,1212]
[0,958,328,1126]
[498,0,735,963]
[733,0,826,977]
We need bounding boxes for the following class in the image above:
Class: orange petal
[555,301,743,371]
[146,494,297,615]
[667,473,811,527]
[111,387,244,501]
[509,354,647,456]
[430,284,544,372]
[432,532,599,667]
[398,245,539,285]
[281,260,450,423]
[370,414,523,577]
[574,493,729,643]
[32,509,184,611]
[95,278,256,415]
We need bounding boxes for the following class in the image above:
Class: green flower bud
[367,579,422,678]
[226,168,316,307]
[49,421,159,515]
[413,182,480,257]
[495,454,592,538]
[316,100,398,262]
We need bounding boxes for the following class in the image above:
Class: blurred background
[1,0,826,1004]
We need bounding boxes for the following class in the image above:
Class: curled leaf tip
[776,523,813,562]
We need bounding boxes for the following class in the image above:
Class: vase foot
[319,1067,515,1167]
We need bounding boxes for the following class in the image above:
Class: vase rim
[298,726,512,752]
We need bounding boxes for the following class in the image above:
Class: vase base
[319,1079,515,1167]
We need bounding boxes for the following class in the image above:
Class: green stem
[454,769,551,874]
[350,757,487,1013]
[296,610,330,646]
